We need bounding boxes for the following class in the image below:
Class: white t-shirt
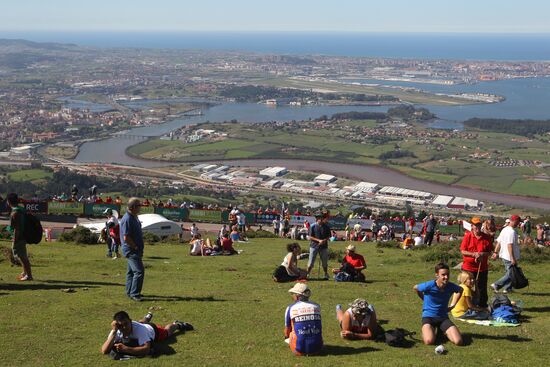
[414,236,423,246]
[114,321,155,346]
[190,239,203,255]
[497,226,520,261]
[190,225,199,236]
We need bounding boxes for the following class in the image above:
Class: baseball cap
[510,214,521,222]
[349,298,371,316]
[346,244,356,252]
[471,217,482,225]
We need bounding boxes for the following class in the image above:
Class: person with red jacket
[460,217,493,308]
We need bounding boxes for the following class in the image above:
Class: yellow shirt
[451,284,472,318]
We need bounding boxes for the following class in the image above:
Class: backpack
[334,271,353,282]
[510,265,529,289]
[383,328,416,347]
[24,212,43,244]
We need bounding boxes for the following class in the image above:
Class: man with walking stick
[307,212,331,280]
[460,217,493,308]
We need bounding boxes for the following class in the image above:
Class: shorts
[421,317,455,333]
[152,324,168,342]
[12,239,28,259]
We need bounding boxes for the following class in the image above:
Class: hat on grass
[346,244,356,252]
[288,283,311,297]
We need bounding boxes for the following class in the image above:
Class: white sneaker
[490,283,499,292]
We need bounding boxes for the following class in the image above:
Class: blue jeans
[110,239,119,256]
[126,253,144,297]
[307,246,328,269]
[494,259,513,291]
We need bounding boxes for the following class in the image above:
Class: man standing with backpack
[7,193,33,281]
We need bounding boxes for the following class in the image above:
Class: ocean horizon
[2,31,550,61]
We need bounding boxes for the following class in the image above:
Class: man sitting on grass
[413,262,463,346]
[101,311,193,359]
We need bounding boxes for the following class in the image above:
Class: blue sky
[1,0,549,33]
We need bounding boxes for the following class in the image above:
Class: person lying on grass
[336,298,382,340]
[413,262,464,346]
[101,311,193,358]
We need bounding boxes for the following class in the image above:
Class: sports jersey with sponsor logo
[285,301,323,355]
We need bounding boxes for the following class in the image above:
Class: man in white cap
[104,208,120,259]
[284,283,323,356]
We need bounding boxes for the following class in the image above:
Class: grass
[1,238,548,366]
[7,169,53,182]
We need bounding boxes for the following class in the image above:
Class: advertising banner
[328,215,348,230]
[154,207,185,221]
[85,203,120,217]
[21,201,48,214]
[188,209,222,223]
[290,215,315,226]
[48,201,84,215]
[256,213,280,224]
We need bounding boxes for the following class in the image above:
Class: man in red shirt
[334,245,366,281]
[460,217,493,308]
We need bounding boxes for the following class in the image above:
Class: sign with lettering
[48,201,84,215]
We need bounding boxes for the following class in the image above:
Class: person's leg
[133,255,145,296]
[106,238,112,257]
[20,256,32,279]
[307,247,318,274]
[444,326,463,346]
[125,258,134,297]
[421,323,437,345]
[320,248,329,277]
[477,270,489,308]
[425,232,434,246]
[13,242,32,279]
[493,260,513,291]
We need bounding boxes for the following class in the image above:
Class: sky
[1,0,549,33]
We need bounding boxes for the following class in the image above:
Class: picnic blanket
[455,318,520,327]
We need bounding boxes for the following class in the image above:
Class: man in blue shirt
[413,262,463,346]
[120,197,145,301]
[307,212,331,280]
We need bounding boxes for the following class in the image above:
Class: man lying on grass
[101,311,193,359]
[413,262,464,346]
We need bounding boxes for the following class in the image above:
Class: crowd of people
[1,188,545,359]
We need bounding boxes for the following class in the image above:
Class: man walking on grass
[7,193,33,281]
[491,214,521,294]
[120,197,145,301]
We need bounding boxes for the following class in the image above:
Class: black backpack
[24,213,43,244]
[383,328,416,347]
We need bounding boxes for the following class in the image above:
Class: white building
[314,174,336,185]
[432,195,454,207]
[259,166,288,177]
[353,182,380,193]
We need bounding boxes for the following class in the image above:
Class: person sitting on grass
[221,232,238,255]
[101,311,193,359]
[413,262,463,346]
[273,243,308,282]
[332,244,366,282]
[284,283,323,356]
[336,298,382,340]
[189,234,205,256]
[451,271,490,320]
[402,234,414,249]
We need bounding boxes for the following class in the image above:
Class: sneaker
[144,312,153,322]
[174,321,194,331]
[112,256,118,260]
[323,274,330,281]
[16,273,26,280]
[130,295,143,302]
[18,275,33,281]
[336,304,343,317]
[502,289,513,294]
[490,283,499,292]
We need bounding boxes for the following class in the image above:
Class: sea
[3,31,550,61]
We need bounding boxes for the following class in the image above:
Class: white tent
[80,213,182,237]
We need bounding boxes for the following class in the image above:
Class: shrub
[376,240,401,249]
[417,242,462,266]
[520,245,550,264]
[143,232,160,245]
[59,226,98,245]
[246,230,278,239]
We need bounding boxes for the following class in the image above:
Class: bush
[246,230,278,239]
[143,232,160,245]
[520,245,550,264]
[416,242,462,266]
[376,240,401,249]
[59,226,98,244]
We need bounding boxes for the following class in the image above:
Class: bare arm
[101,321,118,354]
[413,285,424,300]
[113,342,151,356]
[447,288,463,312]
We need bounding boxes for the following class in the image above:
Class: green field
[7,169,53,182]
[126,121,550,199]
[1,239,548,366]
